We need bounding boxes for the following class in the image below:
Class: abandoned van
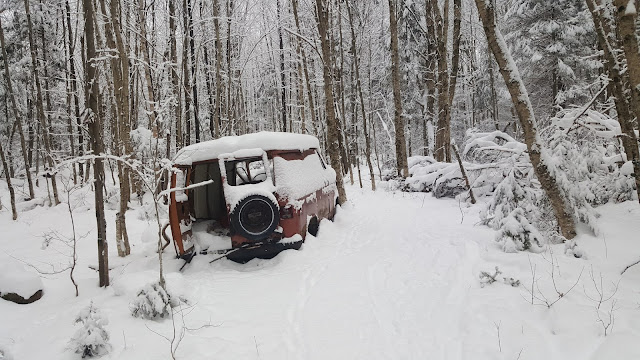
[167,132,338,263]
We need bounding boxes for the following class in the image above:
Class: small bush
[130,282,173,320]
[68,302,111,358]
[495,208,545,252]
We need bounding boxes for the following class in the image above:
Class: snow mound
[0,255,43,302]
[173,131,320,165]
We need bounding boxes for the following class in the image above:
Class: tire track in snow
[283,204,378,358]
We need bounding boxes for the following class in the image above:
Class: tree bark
[99,0,131,256]
[169,0,182,147]
[432,0,451,162]
[292,0,318,135]
[213,0,224,138]
[613,0,640,129]
[64,0,82,182]
[424,0,437,157]
[226,0,235,133]
[138,0,159,136]
[186,0,200,142]
[0,139,17,220]
[474,0,577,239]
[84,0,110,287]
[276,0,286,132]
[182,0,193,145]
[448,0,462,108]
[315,0,347,204]
[388,0,409,177]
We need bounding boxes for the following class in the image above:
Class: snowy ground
[1,174,640,359]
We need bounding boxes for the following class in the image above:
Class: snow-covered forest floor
[1,173,640,360]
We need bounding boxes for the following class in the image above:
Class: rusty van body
[166,132,338,263]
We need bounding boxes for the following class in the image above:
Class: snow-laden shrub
[481,165,548,251]
[481,166,540,225]
[68,302,111,358]
[552,108,635,205]
[545,131,601,234]
[495,208,545,252]
[130,282,173,320]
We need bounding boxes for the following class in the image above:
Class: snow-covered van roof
[173,131,320,165]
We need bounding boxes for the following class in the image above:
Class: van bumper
[226,239,303,263]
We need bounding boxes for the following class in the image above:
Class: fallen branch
[621,258,640,275]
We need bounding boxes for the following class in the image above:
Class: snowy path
[172,186,485,359]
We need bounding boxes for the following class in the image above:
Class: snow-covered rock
[0,255,43,304]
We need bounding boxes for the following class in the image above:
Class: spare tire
[231,195,279,241]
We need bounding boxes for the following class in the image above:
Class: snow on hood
[273,155,336,204]
[173,131,320,165]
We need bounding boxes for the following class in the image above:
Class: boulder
[0,255,44,305]
[1,289,43,304]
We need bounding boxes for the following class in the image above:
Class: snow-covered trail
[3,177,640,360]
[173,185,487,360]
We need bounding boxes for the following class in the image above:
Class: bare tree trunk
[586,0,640,202]
[292,0,318,135]
[213,0,223,138]
[613,0,640,128]
[488,50,499,129]
[346,0,375,190]
[452,143,475,204]
[276,0,286,132]
[291,0,307,134]
[182,0,192,145]
[0,140,17,220]
[388,0,409,177]
[0,17,35,199]
[448,0,462,108]
[84,0,110,287]
[315,0,347,204]
[226,0,235,132]
[63,0,78,183]
[169,0,183,147]
[138,0,158,136]
[432,0,451,162]
[186,0,200,142]
[474,0,576,239]
[25,0,59,206]
[424,0,437,157]
[99,0,131,257]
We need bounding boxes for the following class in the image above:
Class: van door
[168,166,194,256]
[218,150,279,245]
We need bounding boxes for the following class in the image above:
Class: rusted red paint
[168,148,336,258]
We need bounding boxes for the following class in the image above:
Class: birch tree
[315,0,347,204]
[474,0,577,239]
[388,0,409,177]
[84,0,109,286]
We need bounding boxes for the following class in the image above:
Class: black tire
[307,216,319,237]
[230,195,279,241]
